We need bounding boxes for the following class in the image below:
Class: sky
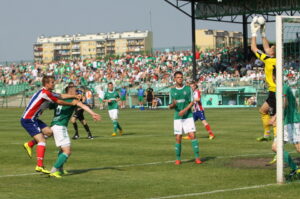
[0,0,276,62]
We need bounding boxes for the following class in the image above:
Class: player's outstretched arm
[76,101,101,121]
[60,93,81,100]
[56,99,78,106]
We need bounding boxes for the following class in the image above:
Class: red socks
[36,142,46,167]
[27,140,36,148]
[205,124,214,135]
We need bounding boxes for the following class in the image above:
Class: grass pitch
[0,108,299,199]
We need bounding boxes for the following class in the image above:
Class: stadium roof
[165,0,300,23]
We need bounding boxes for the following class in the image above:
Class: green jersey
[169,85,193,120]
[283,84,300,125]
[104,90,120,110]
[50,99,76,127]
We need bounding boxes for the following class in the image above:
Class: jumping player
[183,82,215,140]
[250,16,276,142]
[21,75,80,174]
[49,86,101,178]
[103,82,123,136]
[169,71,202,165]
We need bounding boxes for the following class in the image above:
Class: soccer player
[250,16,276,141]
[71,88,94,139]
[145,85,154,109]
[183,82,215,140]
[21,75,80,174]
[169,71,202,165]
[120,86,127,109]
[103,82,123,136]
[49,86,101,178]
[137,85,145,110]
[271,84,300,178]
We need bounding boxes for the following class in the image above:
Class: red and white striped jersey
[193,89,204,112]
[22,88,59,119]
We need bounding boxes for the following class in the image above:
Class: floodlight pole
[191,0,197,81]
[242,15,248,61]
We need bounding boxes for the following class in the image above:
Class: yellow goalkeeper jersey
[255,50,276,92]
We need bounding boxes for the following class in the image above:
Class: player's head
[108,82,114,91]
[42,75,55,90]
[65,86,76,95]
[173,71,183,85]
[189,81,198,91]
[267,45,276,57]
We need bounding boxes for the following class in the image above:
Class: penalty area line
[147,183,277,199]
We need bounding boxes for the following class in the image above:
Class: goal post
[276,15,284,184]
[276,15,300,184]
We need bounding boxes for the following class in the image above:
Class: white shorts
[51,125,71,147]
[174,117,196,135]
[108,109,118,120]
[284,123,300,144]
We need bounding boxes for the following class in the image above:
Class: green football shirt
[169,85,193,120]
[283,84,300,125]
[50,99,76,127]
[104,90,120,110]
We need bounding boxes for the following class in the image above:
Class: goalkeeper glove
[250,16,260,37]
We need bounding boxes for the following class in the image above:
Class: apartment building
[34,31,153,63]
[196,29,243,50]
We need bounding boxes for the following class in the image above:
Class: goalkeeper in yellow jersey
[250,16,276,142]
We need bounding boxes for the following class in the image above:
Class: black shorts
[73,108,85,121]
[266,91,276,116]
[147,97,153,103]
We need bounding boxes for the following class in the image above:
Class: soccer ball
[256,16,265,26]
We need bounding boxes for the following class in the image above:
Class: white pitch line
[0,173,40,178]
[147,184,277,199]
[0,151,288,178]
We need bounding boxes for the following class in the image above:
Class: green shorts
[121,96,126,101]
[138,96,144,102]
[99,98,103,103]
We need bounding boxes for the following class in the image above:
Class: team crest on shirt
[183,91,186,95]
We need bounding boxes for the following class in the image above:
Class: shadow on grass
[68,167,122,175]
[120,133,136,136]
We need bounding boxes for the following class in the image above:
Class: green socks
[113,120,118,133]
[175,143,181,160]
[284,150,298,170]
[54,153,69,169]
[191,139,200,158]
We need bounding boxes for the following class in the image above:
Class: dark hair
[174,71,183,77]
[65,86,75,93]
[190,81,198,88]
[108,82,113,86]
[42,75,55,86]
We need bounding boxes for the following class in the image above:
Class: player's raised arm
[250,16,260,53]
[260,22,271,52]
[76,101,101,121]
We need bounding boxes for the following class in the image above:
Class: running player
[71,88,94,140]
[49,86,101,178]
[183,82,215,140]
[21,75,80,174]
[169,71,202,165]
[103,82,123,136]
[250,16,276,142]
